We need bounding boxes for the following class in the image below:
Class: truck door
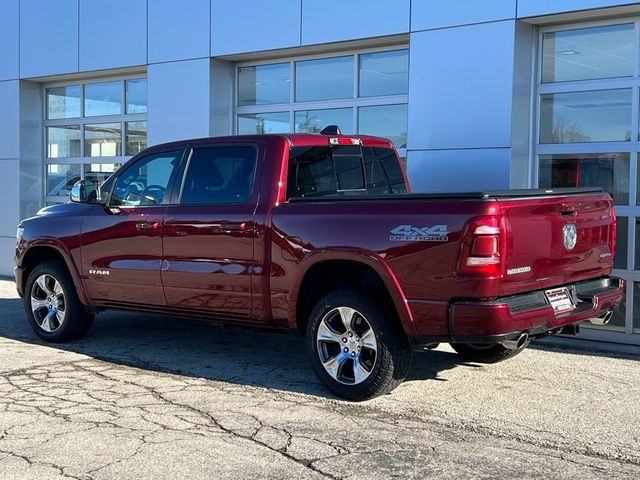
[161,144,259,318]
[81,149,185,305]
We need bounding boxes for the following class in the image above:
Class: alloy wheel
[30,274,66,333]
[316,306,378,385]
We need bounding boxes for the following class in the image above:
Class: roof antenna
[320,125,341,135]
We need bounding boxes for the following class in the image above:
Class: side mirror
[70,180,97,203]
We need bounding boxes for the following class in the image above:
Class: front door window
[110,150,183,206]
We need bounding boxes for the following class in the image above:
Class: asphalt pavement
[0,279,638,479]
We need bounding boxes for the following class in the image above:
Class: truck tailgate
[498,193,615,297]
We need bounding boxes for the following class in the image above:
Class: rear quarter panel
[270,199,500,336]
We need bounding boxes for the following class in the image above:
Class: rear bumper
[412,277,624,345]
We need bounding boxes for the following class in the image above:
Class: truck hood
[35,202,89,218]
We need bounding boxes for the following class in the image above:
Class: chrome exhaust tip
[501,332,529,350]
[588,310,613,326]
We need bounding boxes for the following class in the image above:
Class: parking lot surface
[0,279,638,479]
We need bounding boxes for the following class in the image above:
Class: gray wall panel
[148,59,211,146]
[411,0,516,31]
[302,0,409,45]
[20,81,43,220]
[149,0,210,63]
[0,160,21,237]
[518,0,637,17]
[20,0,79,78]
[407,21,515,151]
[211,0,301,56]
[0,81,20,159]
[510,22,535,189]
[79,0,147,71]
[210,60,234,137]
[0,237,19,274]
[0,0,19,81]
[407,149,511,192]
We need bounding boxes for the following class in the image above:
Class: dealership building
[1,0,640,344]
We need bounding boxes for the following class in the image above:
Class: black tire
[306,290,411,401]
[450,341,529,364]
[24,260,94,342]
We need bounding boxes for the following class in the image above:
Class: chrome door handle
[219,222,248,232]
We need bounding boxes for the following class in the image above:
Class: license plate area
[545,287,576,314]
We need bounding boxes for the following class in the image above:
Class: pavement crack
[0,448,89,480]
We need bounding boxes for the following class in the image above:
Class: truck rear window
[286,145,407,199]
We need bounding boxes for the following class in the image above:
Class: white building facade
[1,0,640,344]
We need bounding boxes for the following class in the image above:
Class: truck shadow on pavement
[0,297,480,399]
[2,298,636,399]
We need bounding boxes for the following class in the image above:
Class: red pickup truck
[14,130,623,400]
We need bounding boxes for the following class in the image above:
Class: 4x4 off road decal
[390,225,449,242]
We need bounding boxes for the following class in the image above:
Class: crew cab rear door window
[179,146,257,205]
[110,150,184,206]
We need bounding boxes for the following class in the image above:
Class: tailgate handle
[561,210,577,217]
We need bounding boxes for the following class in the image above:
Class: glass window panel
[542,24,634,83]
[295,56,354,102]
[46,164,81,197]
[46,85,81,119]
[358,104,408,148]
[84,163,121,186]
[85,123,122,157]
[540,89,631,143]
[125,78,147,114]
[614,216,628,269]
[359,49,409,97]
[538,153,629,204]
[287,147,337,198]
[238,112,290,134]
[47,125,81,158]
[634,282,640,333]
[84,81,122,117]
[635,219,640,271]
[362,147,407,194]
[295,108,353,134]
[125,121,147,156]
[111,151,183,206]
[637,157,640,205]
[238,63,290,106]
[181,146,257,205]
[332,146,365,191]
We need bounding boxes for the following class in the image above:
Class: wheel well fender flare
[288,249,416,336]
[20,239,92,306]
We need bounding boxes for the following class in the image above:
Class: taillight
[458,216,504,277]
[611,206,617,260]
